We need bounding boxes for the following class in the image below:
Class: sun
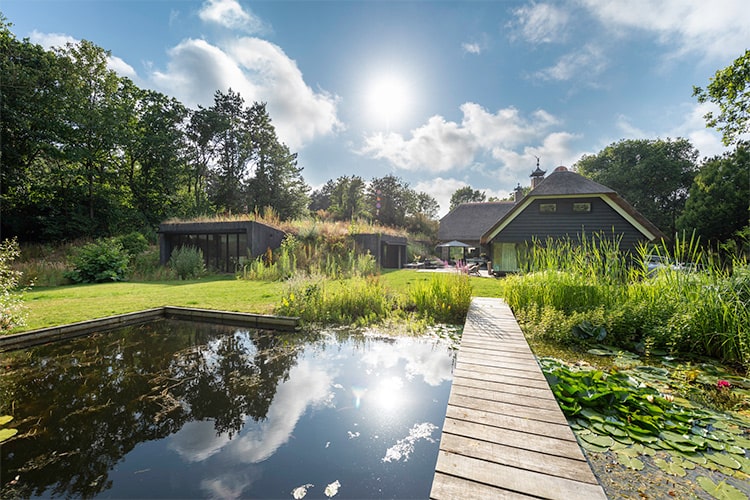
[365,73,412,130]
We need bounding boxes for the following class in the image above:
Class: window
[573,202,591,213]
[539,203,557,213]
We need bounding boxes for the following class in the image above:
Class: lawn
[13,270,503,333]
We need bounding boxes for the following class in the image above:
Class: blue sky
[3,0,748,216]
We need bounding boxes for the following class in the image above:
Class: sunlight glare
[365,73,412,129]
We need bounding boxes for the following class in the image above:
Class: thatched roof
[438,201,515,242]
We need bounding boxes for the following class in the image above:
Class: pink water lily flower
[717,379,731,390]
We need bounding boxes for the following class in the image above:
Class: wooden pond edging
[430,297,607,500]
[0,307,300,352]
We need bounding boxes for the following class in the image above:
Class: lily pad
[0,415,13,426]
[579,432,614,449]
[616,453,644,470]
[653,458,687,477]
[696,477,746,500]
[705,452,742,470]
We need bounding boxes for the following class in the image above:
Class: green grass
[11,270,500,333]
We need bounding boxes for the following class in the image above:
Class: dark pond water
[0,320,457,499]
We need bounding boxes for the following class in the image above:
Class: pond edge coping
[0,307,300,352]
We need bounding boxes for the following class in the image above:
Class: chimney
[530,157,546,189]
[513,183,524,203]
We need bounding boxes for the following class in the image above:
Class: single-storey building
[159,220,408,273]
[158,220,286,273]
[437,201,515,261]
[438,166,666,275]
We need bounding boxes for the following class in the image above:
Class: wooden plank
[442,418,583,459]
[451,364,552,389]
[430,473,536,500]
[438,433,597,484]
[450,382,563,412]
[434,451,607,500]
[448,393,566,424]
[451,374,559,401]
[445,405,577,443]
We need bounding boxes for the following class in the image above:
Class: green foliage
[0,238,27,332]
[114,232,149,258]
[575,138,698,237]
[64,238,130,283]
[278,274,394,326]
[449,186,486,211]
[0,415,18,443]
[168,246,206,280]
[407,274,472,324]
[499,234,750,367]
[693,49,750,146]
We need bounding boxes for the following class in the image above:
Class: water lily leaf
[659,430,693,444]
[587,348,615,356]
[653,458,687,477]
[726,445,745,455]
[696,477,746,500]
[616,453,644,470]
[577,438,610,453]
[627,429,659,443]
[612,434,635,445]
[0,415,13,426]
[579,432,614,449]
[603,423,629,437]
[0,428,18,442]
[664,440,698,453]
[580,408,606,422]
[678,452,707,465]
[706,439,726,451]
[688,434,707,448]
[731,435,750,448]
[705,452,741,470]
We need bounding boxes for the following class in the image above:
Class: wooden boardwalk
[431,297,607,499]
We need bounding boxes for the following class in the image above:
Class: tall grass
[500,233,750,368]
[277,272,474,327]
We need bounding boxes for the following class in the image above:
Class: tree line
[0,19,439,243]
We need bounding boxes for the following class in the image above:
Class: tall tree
[206,89,253,213]
[368,174,415,227]
[245,102,309,219]
[677,143,750,244]
[0,19,64,239]
[449,186,486,211]
[328,175,367,220]
[309,179,336,213]
[693,50,750,146]
[575,138,699,238]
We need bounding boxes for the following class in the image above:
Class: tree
[414,192,440,219]
[245,102,309,219]
[677,143,750,244]
[575,138,699,237]
[327,176,367,220]
[449,186,486,211]
[693,50,750,146]
[309,179,335,213]
[368,175,415,227]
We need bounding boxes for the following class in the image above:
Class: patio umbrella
[435,240,471,262]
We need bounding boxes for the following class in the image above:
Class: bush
[114,232,149,258]
[0,238,27,332]
[407,274,472,324]
[169,246,206,280]
[65,239,130,283]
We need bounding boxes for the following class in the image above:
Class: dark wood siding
[490,197,649,252]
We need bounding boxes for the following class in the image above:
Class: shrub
[0,238,27,332]
[169,246,206,280]
[114,232,149,258]
[65,238,130,283]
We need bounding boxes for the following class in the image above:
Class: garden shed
[352,233,408,269]
[158,220,286,273]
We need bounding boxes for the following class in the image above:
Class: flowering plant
[716,380,732,390]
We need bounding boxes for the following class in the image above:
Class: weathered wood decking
[431,297,607,499]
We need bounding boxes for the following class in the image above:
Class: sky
[2,0,748,217]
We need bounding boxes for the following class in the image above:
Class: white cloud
[149,37,341,150]
[580,0,750,61]
[414,178,469,217]
[462,42,482,55]
[198,0,266,34]
[359,103,563,175]
[510,2,570,44]
[29,30,137,79]
[534,43,608,83]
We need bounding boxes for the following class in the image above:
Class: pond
[0,320,458,499]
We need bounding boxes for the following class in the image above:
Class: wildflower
[717,380,731,390]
